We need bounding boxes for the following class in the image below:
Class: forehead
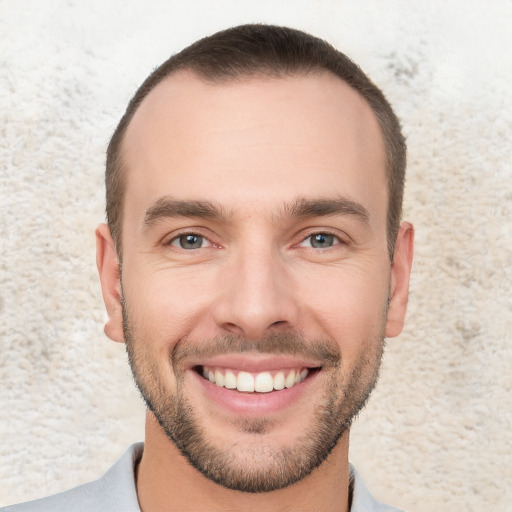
[121,71,387,222]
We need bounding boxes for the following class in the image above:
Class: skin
[96,71,414,512]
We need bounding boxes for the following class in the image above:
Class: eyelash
[297,231,345,249]
[163,229,346,252]
[164,231,215,250]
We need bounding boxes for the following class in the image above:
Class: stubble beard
[122,305,385,493]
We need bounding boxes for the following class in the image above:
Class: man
[4,24,413,512]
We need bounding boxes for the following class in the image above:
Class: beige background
[1,1,511,510]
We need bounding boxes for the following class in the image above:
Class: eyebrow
[143,195,370,231]
[143,197,230,230]
[276,196,370,224]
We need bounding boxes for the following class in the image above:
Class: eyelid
[295,229,347,248]
[162,228,219,249]
[170,234,211,249]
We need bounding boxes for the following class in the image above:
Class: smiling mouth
[195,365,321,393]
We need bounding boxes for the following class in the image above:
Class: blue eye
[171,234,208,249]
[300,233,338,249]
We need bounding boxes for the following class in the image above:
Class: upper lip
[187,354,323,373]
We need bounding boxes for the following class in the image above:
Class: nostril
[221,322,245,335]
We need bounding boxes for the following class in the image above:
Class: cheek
[123,265,219,344]
[297,262,390,348]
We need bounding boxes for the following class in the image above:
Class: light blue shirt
[2,443,403,511]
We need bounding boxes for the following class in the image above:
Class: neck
[136,413,350,512]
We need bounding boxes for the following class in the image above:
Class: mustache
[171,332,341,368]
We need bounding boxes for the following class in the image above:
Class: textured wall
[1,1,511,510]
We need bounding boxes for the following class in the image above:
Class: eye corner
[161,228,226,253]
[163,232,212,251]
[296,231,345,250]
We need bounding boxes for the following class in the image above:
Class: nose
[212,245,299,339]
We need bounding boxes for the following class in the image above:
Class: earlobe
[95,223,125,343]
[385,222,414,338]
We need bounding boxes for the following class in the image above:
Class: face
[97,71,413,492]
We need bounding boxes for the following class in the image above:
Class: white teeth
[273,371,285,390]
[224,370,237,389]
[254,372,273,393]
[285,370,296,388]
[202,366,310,392]
[237,371,254,392]
[214,369,224,387]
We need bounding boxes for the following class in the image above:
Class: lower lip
[192,370,320,415]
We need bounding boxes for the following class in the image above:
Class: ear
[96,223,124,343]
[385,221,414,338]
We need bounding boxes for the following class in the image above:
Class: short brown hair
[106,24,406,258]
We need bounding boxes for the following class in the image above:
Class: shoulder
[349,464,405,512]
[1,444,143,512]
